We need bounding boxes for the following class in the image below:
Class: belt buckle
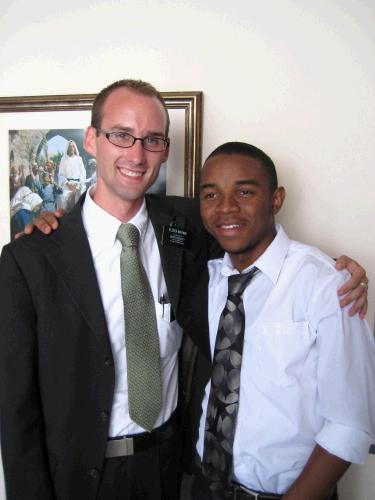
[105,436,134,458]
[120,437,134,455]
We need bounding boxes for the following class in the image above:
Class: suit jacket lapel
[45,200,112,356]
[146,195,211,359]
[146,196,184,315]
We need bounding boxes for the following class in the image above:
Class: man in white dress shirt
[189,142,375,500]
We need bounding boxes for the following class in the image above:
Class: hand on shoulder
[19,209,67,237]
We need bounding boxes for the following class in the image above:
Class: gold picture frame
[0,91,203,245]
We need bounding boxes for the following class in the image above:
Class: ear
[161,140,170,163]
[83,126,97,158]
[271,187,285,215]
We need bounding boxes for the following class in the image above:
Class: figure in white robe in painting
[57,140,86,211]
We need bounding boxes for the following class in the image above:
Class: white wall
[0,1,374,499]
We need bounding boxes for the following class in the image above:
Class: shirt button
[104,357,112,367]
[88,468,99,479]
[99,411,109,423]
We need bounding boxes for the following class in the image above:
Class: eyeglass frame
[95,128,170,152]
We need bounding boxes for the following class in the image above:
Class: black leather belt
[232,483,282,500]
[105,412,178,458]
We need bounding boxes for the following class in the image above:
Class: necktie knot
[117,223,139,248]
[228,267,258,297]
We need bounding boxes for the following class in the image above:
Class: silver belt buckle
[105,437,134,458]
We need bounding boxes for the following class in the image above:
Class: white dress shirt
[82,188,183,436]
[197,224,375,494]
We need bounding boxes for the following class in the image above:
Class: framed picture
[0,91,202,244]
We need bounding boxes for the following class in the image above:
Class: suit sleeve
[0,245,55,500]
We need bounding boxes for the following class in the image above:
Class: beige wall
[0,1,374,499]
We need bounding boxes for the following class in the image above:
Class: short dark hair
[91,79,170,136]
[205,141,278,192]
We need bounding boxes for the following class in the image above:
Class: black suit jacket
[0,194,214,500]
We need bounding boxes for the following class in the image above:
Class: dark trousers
[97,431,182,500]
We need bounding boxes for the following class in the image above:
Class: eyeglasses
[96,129,169,152]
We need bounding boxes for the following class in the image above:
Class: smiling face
[84,87,169,221]
[199,153,285,271]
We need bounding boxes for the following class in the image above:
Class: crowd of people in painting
[9,140,97,238]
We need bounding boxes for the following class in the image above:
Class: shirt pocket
[155,302,183,358]
[250,321,316,387]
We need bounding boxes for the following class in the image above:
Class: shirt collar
[217,224,290,284]
[82,186,149,250]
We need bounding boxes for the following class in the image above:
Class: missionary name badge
[162,223,191,249]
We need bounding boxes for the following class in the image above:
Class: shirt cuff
[315,421,372,464]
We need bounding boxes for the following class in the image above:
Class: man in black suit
[0,80,368,500]
[0,79,215,500]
